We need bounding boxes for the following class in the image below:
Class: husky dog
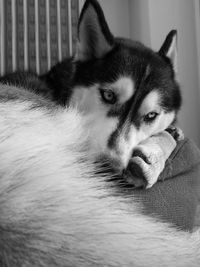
[42,0,182,186]
[1,0,199,266]
[0,0,181,187]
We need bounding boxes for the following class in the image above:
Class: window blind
[0,0,79,75]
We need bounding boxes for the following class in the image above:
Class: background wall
[140,0,200,147]
[79,0,130,38]
[80,0,200,146]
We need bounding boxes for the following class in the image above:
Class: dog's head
[71,0,181,171]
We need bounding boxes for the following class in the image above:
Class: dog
[0,0,182,187]
[42,0,182,178]
[1,0,199,266]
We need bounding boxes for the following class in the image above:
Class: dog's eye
[143,112,159,123]
[100,89,117,104]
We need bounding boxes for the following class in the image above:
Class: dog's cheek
[71,85,102,114]
[156,111,176,132]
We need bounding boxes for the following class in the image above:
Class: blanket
[132,138,200,231]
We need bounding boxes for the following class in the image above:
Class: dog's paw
[123,131,177,189]
[165,125,184,142]
[124,145,166,189]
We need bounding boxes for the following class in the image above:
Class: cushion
[133,138,200,231]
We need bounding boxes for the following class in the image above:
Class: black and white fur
[43,0,181,184]
[1,1,199,266]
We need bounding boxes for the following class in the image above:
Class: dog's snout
[123,158,147,188]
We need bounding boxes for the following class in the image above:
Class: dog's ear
[159,30,178,74]
[76,0,114,61]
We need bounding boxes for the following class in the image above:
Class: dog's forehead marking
[139,91,160,115]
[108,76,135,104]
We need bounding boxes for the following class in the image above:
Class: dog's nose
[123,152,148,188]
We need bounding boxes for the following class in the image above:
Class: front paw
[124,145,166,189]
[123,131,177,189]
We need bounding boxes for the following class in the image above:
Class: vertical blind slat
[35,0,40,74]
[57,0,62,62]
[46,0,51,70]
[11,0,17,71]
[68,0,72,56]
[23,0,28,70]
[0,0,5,75]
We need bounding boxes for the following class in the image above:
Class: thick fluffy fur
[0,84,200,267]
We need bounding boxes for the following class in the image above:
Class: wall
[129,0,151,46]
[79,0,130,38]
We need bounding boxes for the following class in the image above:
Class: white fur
[138,90,160,115]
[0,89,200,266]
